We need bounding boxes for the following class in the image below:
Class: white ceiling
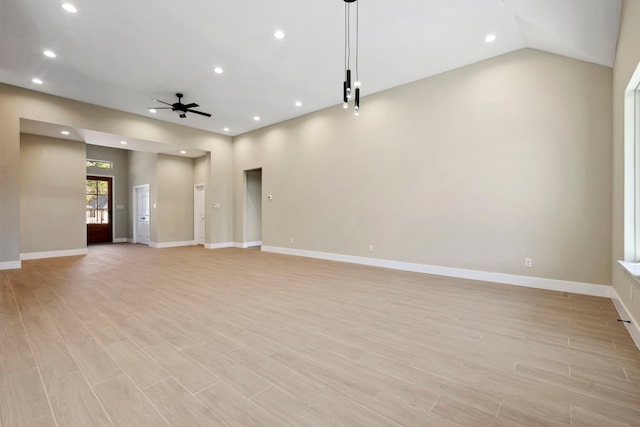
[0,0,622,139]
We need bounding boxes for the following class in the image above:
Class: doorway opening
[194,184,205,245]
[86,175,113,244]
[244,168,262,247]
[133,184,150,245]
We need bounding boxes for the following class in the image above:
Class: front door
[86,176,113,244]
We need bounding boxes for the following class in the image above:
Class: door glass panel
[97,180,108,195]
[86,180,97,194]
[86,178,109,224]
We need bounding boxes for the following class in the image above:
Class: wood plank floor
[1,244,639,426]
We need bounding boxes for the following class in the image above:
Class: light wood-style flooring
[1,244,639,426]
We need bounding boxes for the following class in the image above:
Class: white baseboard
[113,238,128,243]
[610,288,640,350]
[205,242,235,249]
[261,246,611,298]
[232,241,263,249]
[20,248,88,261]
[0,260,21,270]
[149,241,196,249]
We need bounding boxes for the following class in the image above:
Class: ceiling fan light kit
[148,93,212,119]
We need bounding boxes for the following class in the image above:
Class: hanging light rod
[342,0,361,115]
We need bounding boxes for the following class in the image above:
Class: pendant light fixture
[343,0,360,116]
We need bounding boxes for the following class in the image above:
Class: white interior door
[194,185,205,245]
[136,185,150,245]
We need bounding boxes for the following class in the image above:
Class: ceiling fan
[149,93,212,118]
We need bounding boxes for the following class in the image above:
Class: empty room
[1,0,640,426]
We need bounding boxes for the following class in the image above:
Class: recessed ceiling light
[223,127,230,132]
[484,34,497,43]
[254,116,260,121]
[61,3,77,13]
[120,141,127,145]
[61,130,70,135]
[214,67,224,74]
[149,108,157,114]
[180,150,187,154]
[274,30,285,40]
[43,50,57,58]
[32,78,43,85]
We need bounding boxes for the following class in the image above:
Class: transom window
[86,159,112,169]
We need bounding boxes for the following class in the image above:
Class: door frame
[132,184,150,244]
[86,174,116,243]
[194,184,205,245]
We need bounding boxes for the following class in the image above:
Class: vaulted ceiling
[0,0,622,137]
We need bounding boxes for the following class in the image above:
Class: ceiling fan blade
[148,107,173,110]
[153,99,173,106]
[187,109,212,117]
[183,103,199,109]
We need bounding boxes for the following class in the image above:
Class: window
[623,62,640,262]
[86,159,112,169]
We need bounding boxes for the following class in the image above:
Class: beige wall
[157,154,195,243]
[20,134,86,254]
[194,155,207,185]
[613,0,640,322]
[0,109,20,265]
[86,144,129,240]
[234,48,613,286]
[0,83,233,264]
[210,149,234,244]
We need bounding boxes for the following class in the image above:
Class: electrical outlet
[524,258,533,268]
[631,285,634,301]
[289,238,294,244]
[368,244,374,252]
